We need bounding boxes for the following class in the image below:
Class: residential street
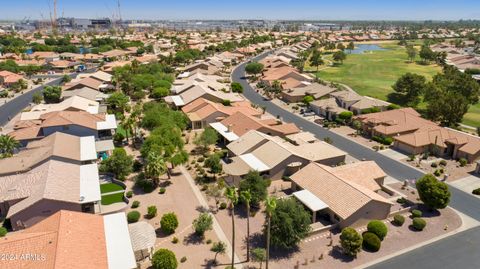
[232,53,480,269]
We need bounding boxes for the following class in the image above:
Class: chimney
[227,124,233,132]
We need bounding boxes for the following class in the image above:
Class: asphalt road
[232,52,480,269]
[0,69,95,126]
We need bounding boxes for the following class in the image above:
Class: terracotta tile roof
[63,77,103,91]
[220,112,299,137]
[0,210,108,269]
[291,162,392,220]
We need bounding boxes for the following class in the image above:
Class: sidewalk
[179,165,243,266]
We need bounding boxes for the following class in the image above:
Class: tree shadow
[154,227,172,239]
[329,245,355,263]
[196,205,210,213]
[386,92,407,106]
[183,232,204,245]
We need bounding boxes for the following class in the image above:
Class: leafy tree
[141,102,188,131]
[406,45,417,62]
[152,249,178,269]
[161,212,179,234]
[107,92,130,113]
[42,85,62,103]
[347,41,355,53]
[424,67,480,126]
[210,241,226,265]
[32,91,43,104]
[264,196,276,269]
[231,82,243,93]
[245,62,264,78]
[302,95,314,106]
[309,50,324,71]
[239,171,271,208]
[392,73,427,107]
[206,181,225,211]
[333,50,347,64]
[194,127,218,151]
[340,227,363,257]
[204,153,222,175]
[419,44,435,63]
[251,248,266,269]
[192,213,213,237]
[352,120,362,134]
[225,186,238,268]
[61,74,71,84]
[0,134,20,158]
[99,148,133,180]
[337,43,346,51]
[416,174,451,209]
[265,197,311,250]
[338,111,353,123]
[151,87,170,99]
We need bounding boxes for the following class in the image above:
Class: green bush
[180,256,187,263]
[367,220,388,240]
[161,212,179,234]
[362,232,381,252]
[198,157,205,162]
[159,187,166,194]
[411,209,422,218]
[147,205,158,218]
[439,160,447,166]
[434,170,441,176]
[219,202,227,210]
[126,191,133,198]
[127,211,141,223]
[412,217,427,231]
[0,227,7,237]
[459,158,468,167]
[393,214,405,226]
[372,135,393,145]
[131,200,140,208]
[172,237,179,244]
[152,248,178,269]
[472,188,480,195]
[397,197,408,204]
[431,162,438,168]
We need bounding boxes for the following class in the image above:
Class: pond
[349,44,387,54]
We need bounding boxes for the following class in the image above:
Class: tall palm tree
[0,134,20,158]
[240,190,252,262]
[225,187,238,268]
[121,116,134,144]
[265,196,277,269]
[145,152,167,185]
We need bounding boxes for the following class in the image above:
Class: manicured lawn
[311,42,480,126]
[101,192,125,205]
[100,183,125,194]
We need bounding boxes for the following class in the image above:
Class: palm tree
[0,134,20,158]
[265,196,277,269]
[225,187,238,268]
[240,190,252,262]
[121,116,134,144]
[210,241,226,265]
[145,152,167,185]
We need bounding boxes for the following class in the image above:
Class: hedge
[412,217,427,231]
[367,220,388,240]
[472,188,480,195]
[372,135,393,145]
[393,214,405,226]
[362,232,381,252]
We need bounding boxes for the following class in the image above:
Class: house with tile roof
[0,210,139,268]
[290,161,393,228]
[223,130,346,183]
[0,70,24,87]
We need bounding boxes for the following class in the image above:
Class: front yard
[101,192,125,205]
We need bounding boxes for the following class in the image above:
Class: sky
[1,0,480,21]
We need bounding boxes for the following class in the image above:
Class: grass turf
[101,192,125,205]
[100,183,125,194]
[310,42,480,126]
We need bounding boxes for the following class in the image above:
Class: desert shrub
[472,188,480,195]
[198,157,205,162]
[439,160,447,166]
[397,197,408,204]
[159,187,166,194]
[172,237,179,244]
[161,212,179,234]
[367,220,388,240]
[126,191,133,198]
[0,227,7,237]
[219,202,227,210]
[459,158,468,167]
[411,209,422,218]
[393,214,405,226]
[127,211,141,223]
[434,170,441,176]
[131,200,140,208]
[412,217,427,231]
[431,162,438,168]
[180,256,187,263]
[152,249,177,269]
[147,206,158,218]
[362,232,381,252]
[372,135,393,145]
